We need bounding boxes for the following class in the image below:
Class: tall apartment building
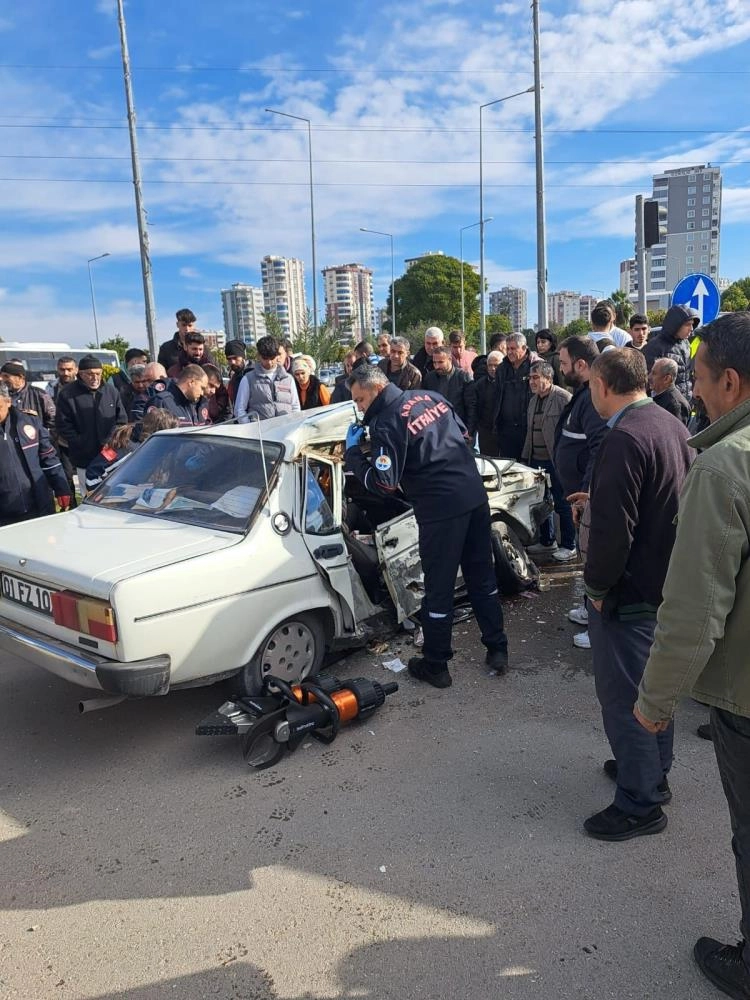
[579,295,596,322]
[645,164,722,306]
[619,258,638,298]
[260,256,307,339]
[220,284,266,346]
[489,286,528,331]
[200,329,226,353]
[323,263,374,338]
[547,291,584,328]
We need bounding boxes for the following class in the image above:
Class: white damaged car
[0,403,550,700]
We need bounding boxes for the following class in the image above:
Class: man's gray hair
[424,326,444,341]
[487,350,504,364]
[390,336,411,351]
[654,357,678,380]
[506,332,527,348]
[128,364,147,379]
[347,365,389,390]
[530,361,554,381]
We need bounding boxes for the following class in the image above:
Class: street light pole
[479,86,535,355]
[87,253,111,348]
[360,228,395,339]
[460,218,492,335]
[532,0,549,329]
[266,108,318,334]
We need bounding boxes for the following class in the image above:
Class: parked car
[0,404,549,701]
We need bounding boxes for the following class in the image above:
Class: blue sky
[0,0,749,347]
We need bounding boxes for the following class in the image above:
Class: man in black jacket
[147,365,210,426]
[581,349,692,842]
[0,383,70,525]
[648,357,691,424]
[471,350,503,454]
[643,304,699,400]
[156,308,216,371]
[493,333,538,460]
[411,326,443,377]
[1,362,56,431]
[55,355,127,487]
[379,337,422,390]
[344,367,508,689]
[423,347,475,434]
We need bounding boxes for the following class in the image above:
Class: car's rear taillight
[51,591,117,643]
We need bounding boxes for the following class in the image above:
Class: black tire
[490,520,539,596]
[236,613,326,697]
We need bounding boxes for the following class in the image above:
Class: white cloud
[87,43,119,60]
[95,0,116,15]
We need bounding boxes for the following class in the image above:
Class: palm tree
[610,289,633,327]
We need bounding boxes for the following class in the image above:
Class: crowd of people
[2,297,750,996]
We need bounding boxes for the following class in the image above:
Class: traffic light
[644,199,668,248]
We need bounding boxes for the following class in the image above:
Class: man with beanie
[643,304,699,400]
[225,340,249,406]
[1,362,56,431]
[0,383,70,526]
[344,366,508,689]
[55,355,127,487]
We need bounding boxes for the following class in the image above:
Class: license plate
[1,572,55,617]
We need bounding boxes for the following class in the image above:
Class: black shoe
[583,803,667,841]
[407,657,452,689]
[602,759,672,804]
[485,647,508,674]
[694,937,750,999]
[697,723,713,741]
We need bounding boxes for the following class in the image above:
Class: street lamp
[266,108,318,333]
[360,228,395,339]
[459,218,492,335]
[479,86,535,354]
[87,253,111,348]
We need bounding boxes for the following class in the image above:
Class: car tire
[236,613,326,697]
[490,519,539,596]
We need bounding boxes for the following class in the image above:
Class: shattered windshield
[85,433,282,534]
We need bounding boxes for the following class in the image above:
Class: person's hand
[633,704,671,733]
[566,490,589,526]
[345,423,364,450]
[56,495,71,511]
[590,598,603,612]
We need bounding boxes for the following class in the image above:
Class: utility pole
[532,0,548,330]
[635,195,647,315]
[117,0,157,360]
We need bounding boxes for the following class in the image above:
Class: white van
[0,343,120,388]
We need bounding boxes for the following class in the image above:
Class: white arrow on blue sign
[671,272,721,326]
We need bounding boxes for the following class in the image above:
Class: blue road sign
[671,272,721,326]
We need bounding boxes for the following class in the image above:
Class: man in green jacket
[636,311,750,1000]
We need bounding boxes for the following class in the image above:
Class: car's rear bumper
[0,616,171,696]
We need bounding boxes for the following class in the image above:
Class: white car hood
[0,506,239,599]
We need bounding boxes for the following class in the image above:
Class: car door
[298,453,358,632]
[373,509,424,622]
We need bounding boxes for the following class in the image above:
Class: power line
[0,176,674,188]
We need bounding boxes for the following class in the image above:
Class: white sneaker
[526,541,558,556]
[552,547,578,563]
[567,606,589,626]
[573,630,591,649]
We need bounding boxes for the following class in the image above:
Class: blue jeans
[589,605,673,815]
[534,459,576,550]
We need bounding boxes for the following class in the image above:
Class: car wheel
[490,519,539,596]
[236,613,326,696]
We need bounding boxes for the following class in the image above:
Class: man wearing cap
[55,355,127,488]
[643,304,699,400]
[0,361,56,431]
[0,383,70,527]
[225,340,249,406]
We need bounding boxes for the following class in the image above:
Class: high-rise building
[619,259,637,298]
[220,284,266,346]
[579,295,597,322]
[323,263,374,339]
[261,256,307,339]
[644,164,722,306]
[489,286,527,330]
[547,291,584,328]
[200,329,226,353]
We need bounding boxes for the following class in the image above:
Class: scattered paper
[382,657,407,673]
[414,627,424,648]
[133,487,176,511]
[210,485,258,518]
[107,483,150,502]
[164,495,213,512]
[379,865,387,873]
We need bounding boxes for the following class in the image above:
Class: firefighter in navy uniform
[344,366,508,689]
[146,364,210,426]
[0,383,70,528]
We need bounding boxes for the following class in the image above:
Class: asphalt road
[0,563,738,999]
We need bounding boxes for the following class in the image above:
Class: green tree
[485,313,513,336]
[88,335,130,363]
[291,311,351,370]
[647,309,666,327]
[562,318,591,337]
[610,289,633,327]
[263,312,285,341]
[721,278,750,312]
[388,255,480,333]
